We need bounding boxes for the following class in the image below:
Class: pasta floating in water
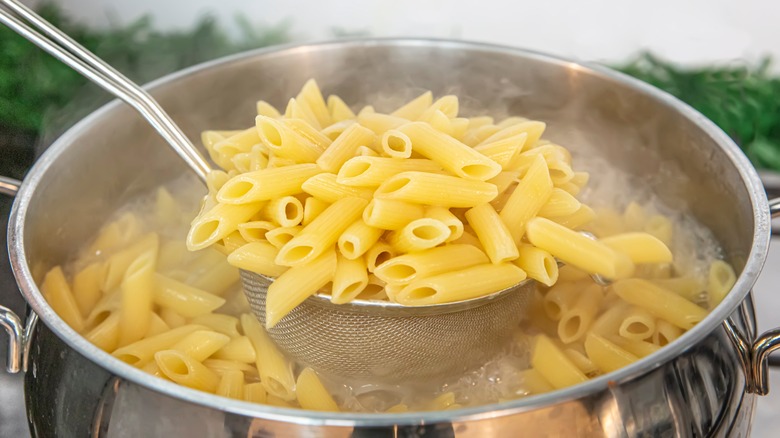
[40,80,737,412]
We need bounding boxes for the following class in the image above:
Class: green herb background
[2,4,780,177]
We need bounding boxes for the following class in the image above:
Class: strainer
[241,270,535,383]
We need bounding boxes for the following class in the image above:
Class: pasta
[42,80,740,413]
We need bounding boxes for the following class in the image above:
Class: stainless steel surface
[3,39,777,436]
[0,0,212,182]
[243,270,532,382]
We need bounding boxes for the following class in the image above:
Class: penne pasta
[386,218,451,253]
[338,156,442,187]
[374,244,489,285]
[375,171,498,208]
[301,173,374,203]
[394,263,526,305]
[337,219,384,260]
[296,368,340,411]
[240,314,296,400]
[465,203,519,264]
[316,123,377,173]
[267,248,337,327]
[612,279,707,330]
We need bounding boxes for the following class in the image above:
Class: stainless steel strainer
[241,270,534,383]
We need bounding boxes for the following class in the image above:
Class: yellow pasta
[84,312,120,352]
[265,226,302,249]
[473,133,527,167]
[118,249,157,347]
[557,284,602,343]
[216,369,245,399]
[72,262,102,318]
[386,218,452,253]
[617,306,656,341]
[652,319,684,346]
[607,336,661,358]
[112,324,206,366]
[240,314,296,400]
[519,369,554,394]
[538,188,581,218]
[243,382,268,404]
[237,221,276,242]
[227,242,288,278]
[301,173,374,203]
[217,164,321,204]
[296,79,331,128]
[364,241,398,273]
[398,122,501,181]
[358,111,409,135]
[256,100,281,118]
[332,254,369,304]
[267,248,337,327]
[362,198,425,231]
[302,197,330,226]
[154,274,226,318]
[600,232,673,264]
[375,171,498,208]
[296,368,339,411]
[395,263,526,305]
[338,156,442,187]
[327,95,356,122]
[316,123,377,173]
[531,335,587,389]
[263,196,304,227]
[171,330,230,361]
[337,219,384,260]
[465,203,519,264]
[391,91,433,119]
[275,197,367,266]
[256,115,326,162]
[612,279,707,330]
[425,206,463,242]
[188,202,263,251]
[101,233,159,292]
[155,350,220,392]
[514,244,558,287]
[190,314,242,338]
[373,244,489,285]
[381,129,413,158]
[584,333,638,374]
[212,336,257,363]
[499,154,553,243]
[707,260,737,307]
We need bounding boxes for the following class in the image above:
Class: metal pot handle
[747,197,780,395]
[0,176,38,373]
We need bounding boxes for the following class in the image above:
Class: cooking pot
[2,39,780,437]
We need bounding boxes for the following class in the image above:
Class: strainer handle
[0,0,212,183]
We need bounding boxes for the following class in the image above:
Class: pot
[1,39,780,437]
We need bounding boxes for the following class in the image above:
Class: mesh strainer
[241,270,534,383]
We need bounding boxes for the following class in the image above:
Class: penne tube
[466,203,519,264]
[499,154,553,243]
[296,79,331,128]
[118,249,157,347]
[101,233,159,292]
[391,91,433,119]
[112,324,206,366]
[623,202,647,231]
[584,333,638,374]
[525,217,635,279]
[296,368,340,412]
[256,115,325,162]
[331,254,369,304]
[653,319,684,346]
[188,202,263,251]
[644,214,673,246]
[84,312,120,352]
[337,219,384,260]
[189,259,240,297]
[473,133,528,167]
[381,129,413,158]
[364,242,397,273]
[203,359,259,380]
[519,369,554,395]
[216,369,245,399]
[159,308,187,329]
[267,248,337,327]
[171,330,231,361]
[227,242,288,278]
[612,279,707,330]
[564,348,599,376]
[478,120,546,149]
[375,171,498,208]
[356,274,389,301]
[337,156,442,187]
[531,334,587,389]
[265,226,302,249]
[373,244,489,285]
[256,100,281,118]
[316,123,377,173]
[543,281,586,321]
[707,260,737,307]
[589,302,630,336]
[145,313,171,338]
[538,188,582,218]
[321,119,355,141]
[425,206,464,242]
[155,350,220,393]
[357,111,409,135]
[301,173,374,203]
[243,382,268,404]
[557,284,602,343]
[190,314,242,338]
[395,263,526,305]
[363,198,425,231]
[419,95,459,119]
[386,218,451,253]
[154,274,226,318]
[240,314,296,400]
[302,197,330,226]
[212,336,257,363]
[72,262,103,318]
[607,336,661,358]
[285,119,332,152]
[420,109,454,136]
[217,164,321,204]
[617,306,656,341]
[548,204,597,230]
[275,197,367,266]
[398,122,501,181]
[514,244,558,287]
[237,221,276,242]
[263,196,304,227]
[600,233,673,264]
[327,94,356,122]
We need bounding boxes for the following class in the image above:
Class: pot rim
[7,37,771,426]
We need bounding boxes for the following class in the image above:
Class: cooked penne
[373,244,489,285]
[607,336,661,358]
[357,111,409,135]
[227,242,288,278]
[394,263,526,305]
[473,133,527,167]
[584,333,638,374]
[331,254,369,304]
[519,369,554,394]
[338,156,442,187]
[216,369,245,399]
[337,219,384,260]
[531,334,587,389]
[275,197,367,266]
[612,279,707,330]
[217,164,321,204]
[112,325,206,366]
[72,262,102,318]
[84,312,120,352]
[296,368,340,411]
[302,197,330,226]
[243,382,268,404]
[154,274,226,318]
[237,221,276,242]
[466,203,519,264]
[391,91,433,119]
[363,198,425,230]
[652,319,683,346]
[425,206,464,242]
[381,130,413,158]
[398,122,501,181]
[265,226,302,249]
[295,79,331,128]
[155,350,220,392]
[118,249,157,347]
[514,244,558,287]
[316,124,377,173]
[327,95,356,122]
[538,188,582,218]
[188,202,263,251]
[190,314,241,338]
[617,306,656,341]
[171,330,231,361]
[213,336,257,363]
[301,173,374,203]
[267,248,337,327]
[478,120,545,149]
[600,233,673,264]
[256,100,281,118]
[386,218,451,253]
[256,115,325,162]
[364,242,397,273]
[499,155,553,243]
[707,260,737,307]
[375,171,498,208]
[263,196,304,227]
[557,284,602,343]
[240,314,296,400]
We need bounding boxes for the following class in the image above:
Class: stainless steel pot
[2,39,780,437]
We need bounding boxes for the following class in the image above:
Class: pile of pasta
[520,202,737,392]
[188,80,678,328]
[38,80,739,411]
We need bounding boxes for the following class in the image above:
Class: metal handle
[749,197,780,395]
[0,177,37,373]
[0,0,212,183]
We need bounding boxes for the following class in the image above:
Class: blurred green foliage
[0,3,289,135]
[618,53,780,170]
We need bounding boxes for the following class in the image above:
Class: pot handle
[749,197,780,395]
[0,176,38,374]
